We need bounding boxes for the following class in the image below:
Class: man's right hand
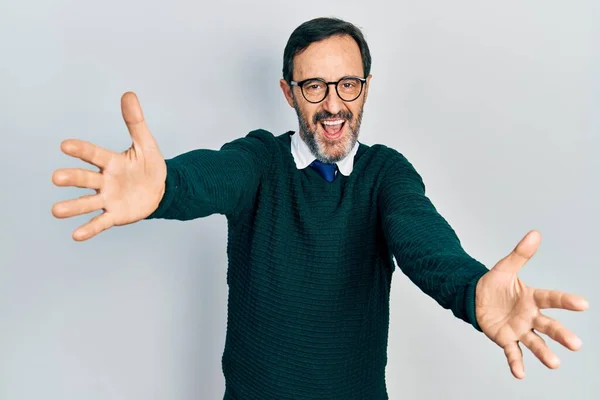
[51,92,167,241]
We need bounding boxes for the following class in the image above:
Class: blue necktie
[309,160,337,182]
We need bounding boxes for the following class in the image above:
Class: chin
[301,122,358,163]
[316,134,353,162]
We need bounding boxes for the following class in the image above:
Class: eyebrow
[294,74,364,82]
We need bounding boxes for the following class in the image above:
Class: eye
[302,80,326,93]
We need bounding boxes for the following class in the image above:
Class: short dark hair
[282,17,372,83]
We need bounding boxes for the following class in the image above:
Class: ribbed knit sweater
[147,129,489,399]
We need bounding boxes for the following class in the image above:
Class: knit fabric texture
[147,129,489,399]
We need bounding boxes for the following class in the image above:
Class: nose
[321,84,344,115]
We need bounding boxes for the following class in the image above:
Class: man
[51,17,588,399]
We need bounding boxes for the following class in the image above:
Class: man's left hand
[475,230,589,379]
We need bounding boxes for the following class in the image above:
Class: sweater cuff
[465,274,484,332]
[146,160,179,220]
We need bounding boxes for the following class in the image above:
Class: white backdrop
[0,0,598,399]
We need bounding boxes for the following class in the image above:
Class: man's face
[281,35,372,163]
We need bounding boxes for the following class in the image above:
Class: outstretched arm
[52,91,274,241]
[378,151,589,378]
[146,129,274,221]
[378,151,488,328]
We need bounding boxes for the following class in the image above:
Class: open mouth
[320,119,345,139]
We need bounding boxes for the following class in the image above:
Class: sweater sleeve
[378,150,489,331]
[146,129,273,222]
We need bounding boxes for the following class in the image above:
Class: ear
[280,79,295,108]
[363,74,373,103]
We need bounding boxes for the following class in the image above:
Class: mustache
[313,110,353,125]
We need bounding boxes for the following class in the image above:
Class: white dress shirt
[290,131,360,176]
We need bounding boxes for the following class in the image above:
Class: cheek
[347,105,364,126]
[349,104,362,118]
[302,107,319,126]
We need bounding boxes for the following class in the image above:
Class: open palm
[475,230,589,379]
[52,92,166,241]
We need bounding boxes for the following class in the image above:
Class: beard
[292,95,364,164]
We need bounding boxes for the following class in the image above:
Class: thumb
[121,91,160,151]
[493,230,542,274]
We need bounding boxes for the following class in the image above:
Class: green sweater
[147,129,489,399]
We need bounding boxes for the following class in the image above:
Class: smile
[320,119,345,139]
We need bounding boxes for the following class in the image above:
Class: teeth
[321,120,344,126]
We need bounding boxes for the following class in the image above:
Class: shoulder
[220,129,280,153]
[360,142,425,193]
[227,128,278,145]
[359,142,418,173]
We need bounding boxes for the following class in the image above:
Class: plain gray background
[1,0,598,399]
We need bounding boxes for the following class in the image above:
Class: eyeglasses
[290,76,367,104]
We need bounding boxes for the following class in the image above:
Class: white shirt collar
[290,131,359,176]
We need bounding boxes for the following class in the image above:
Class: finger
[121,91,159,151]
[52,168,103,190]
[534,313,583,351]
[534,289,589,311]
[52,194,104,219]
[520,330,560,369]
[60,139,115,169]
[504,342,524,379]
[73,212,114,241]
[493,230,541,274]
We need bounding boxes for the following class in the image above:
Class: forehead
[293,34,364,81]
